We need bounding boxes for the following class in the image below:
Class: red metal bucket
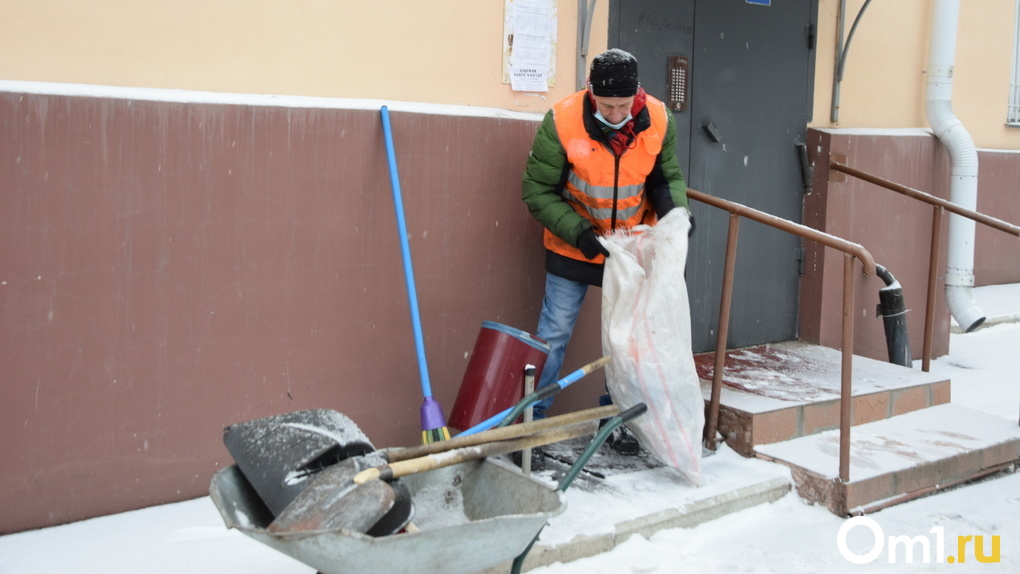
[448,321,550,431]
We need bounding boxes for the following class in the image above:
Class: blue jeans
[532,273,589,419]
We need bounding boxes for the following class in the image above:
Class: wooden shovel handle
[385,404,619,463]
[354,420,600,484]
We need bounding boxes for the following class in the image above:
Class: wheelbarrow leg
[510,404,648,574]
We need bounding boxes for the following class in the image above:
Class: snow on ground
[1,285,1018,574]
[532,470,1020,574]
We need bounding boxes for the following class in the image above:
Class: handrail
[829,162,1020,371]
[687,188,875,483]
[688,190,878,274]
[831,163,1020,236]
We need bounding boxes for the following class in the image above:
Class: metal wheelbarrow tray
[210,457,565,574]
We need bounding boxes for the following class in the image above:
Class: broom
[380,105,450,445]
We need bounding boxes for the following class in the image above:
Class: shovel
[279,403,619,488]
[268,456,394,534]
[228,404,617,537]
[269,420,601,534]
[354,419,602,484]
[269,405,620,535]
[228,353,610,512]
[380,404,617,464]
[222,409,375,516]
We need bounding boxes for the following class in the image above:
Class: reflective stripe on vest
[543,91,669,264]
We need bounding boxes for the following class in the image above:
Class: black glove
[688,213,696,237]
[577,229,610,260]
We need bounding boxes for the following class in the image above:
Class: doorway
[611,0,818,351]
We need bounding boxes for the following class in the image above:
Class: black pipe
[795,141,814,195]
[875,264,912,367]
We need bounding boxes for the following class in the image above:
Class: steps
[697,341,1020,516]
[757,403,1020,515]
[483,333,1016,570]
[695,341,951,455]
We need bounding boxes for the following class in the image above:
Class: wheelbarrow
[210,404,646,574]
[219,356,612,523]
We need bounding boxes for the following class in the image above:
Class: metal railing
[688,189,876,483]
[829,162,1020,372]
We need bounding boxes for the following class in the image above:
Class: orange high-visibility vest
[544,91,668,264]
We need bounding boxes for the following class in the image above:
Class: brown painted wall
[3,96,1018,535]
[801,129,951,361]
[974,150,1020,286]
[0,93,605,533]
[801,129,1020,363]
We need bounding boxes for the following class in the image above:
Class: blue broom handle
[381,105,432,399]
[457,362,596,437]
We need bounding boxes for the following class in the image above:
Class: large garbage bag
[600,208,703,485]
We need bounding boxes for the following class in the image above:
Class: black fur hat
[589,49,639,97]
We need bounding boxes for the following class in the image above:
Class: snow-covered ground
[2,284,1018,573]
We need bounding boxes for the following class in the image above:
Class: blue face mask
[594,109,632,130]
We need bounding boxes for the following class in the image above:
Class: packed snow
[2,284,1018,573]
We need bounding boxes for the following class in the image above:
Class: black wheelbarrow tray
[209,404,646,574]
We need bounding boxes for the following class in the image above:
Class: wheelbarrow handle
[353,420,600,484]
[557,403,647,492]
[384,404,619,463]
[511,402,648,574]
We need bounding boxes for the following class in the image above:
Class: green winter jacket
[521,92,688,285]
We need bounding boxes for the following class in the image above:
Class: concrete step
[478,438,792,573]
[695,341,950,455]
[755,403,1020,515]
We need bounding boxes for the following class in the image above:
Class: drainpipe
[925,0,986,333]
[576,0,597,91]
[875,265,912,368]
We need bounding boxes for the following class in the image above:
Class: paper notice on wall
[505,0,555,91]
[510,65,549,92]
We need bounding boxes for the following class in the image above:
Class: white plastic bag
[600,208,703,485]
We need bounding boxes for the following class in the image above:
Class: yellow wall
[0,0,607,115]
[813,0,1020,149]
[2,0,1018,147]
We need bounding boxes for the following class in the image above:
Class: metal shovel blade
[365,479,415,537]
[268,459,396,534]
[223,409,375,516]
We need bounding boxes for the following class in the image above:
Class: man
[521,48,689,456]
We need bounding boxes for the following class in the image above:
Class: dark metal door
[612,0,817,352]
